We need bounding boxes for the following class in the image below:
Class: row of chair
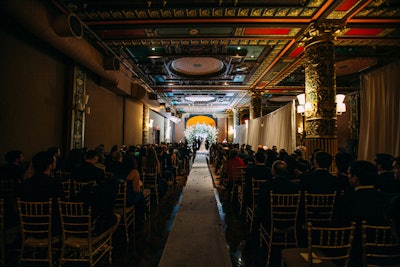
[17,199,113,267]
[253,192,400,267]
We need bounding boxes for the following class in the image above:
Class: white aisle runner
[158,153,232,267]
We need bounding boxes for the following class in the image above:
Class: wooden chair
[114,181,135,244]
[17,199,55,267]
[281,221,356,267]
[230,166,246,203]
[72,181,91,198]
[362,221,400,267]
[143,168,159,205]
[304,191,336,227]
[259,192,301,266]
[142,188,151,223]
[58,200,113,267]
[60,180,71,201]
[54,170,71,180]
[245,178,266,232]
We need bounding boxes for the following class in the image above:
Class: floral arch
[184,123,218,147]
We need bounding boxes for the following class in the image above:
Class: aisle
[158,153,232,267]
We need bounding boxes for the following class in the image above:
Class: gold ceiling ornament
[147,1,152,8]
[298,21,347,46]
[162,0,167,7]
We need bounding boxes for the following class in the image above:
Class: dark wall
[0,22,67,161]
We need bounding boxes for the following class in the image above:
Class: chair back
[0,178,18,198]
[307,221,356,267]
[250,178,266,207]
[270,192,301,230]
[232,166,246,185]
[143,168,158,187]
[72,181,91,197]
[114,181,135,243]
[54,170,71,180]
[304,191,336,226]
[362,221,400,267]
[60,180,71,200]
[58,201,92,243]
[17,199,52,242]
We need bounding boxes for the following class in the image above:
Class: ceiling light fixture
[185,96,215,102]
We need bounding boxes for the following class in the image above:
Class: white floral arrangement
[184,123,218,147]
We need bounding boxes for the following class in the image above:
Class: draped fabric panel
[233,102,296,153]
[235,124,247,146]
[259,102,296,152]
[358,60,400,160]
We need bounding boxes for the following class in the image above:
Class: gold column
[249,91,263,119]
[142,105,150,144]
[227,111,234,143]
[302,22,345,160]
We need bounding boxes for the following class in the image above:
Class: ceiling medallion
[170,57,226,77]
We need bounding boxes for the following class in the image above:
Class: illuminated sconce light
[245,119,249,129]
[335,94,346,115]
[296,93,311,116]
[75,94,90,115]
[148,119,154,128]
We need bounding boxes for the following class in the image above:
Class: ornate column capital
[249,90,264,98]
[300,21,346,46]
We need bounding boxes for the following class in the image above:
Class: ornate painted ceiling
[52,0,400,116]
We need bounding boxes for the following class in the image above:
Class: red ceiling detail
[97,29,146,38]
[289,47,304,58]
[345,28,384,36]
[256,81,267,88]
[244,28,291,36]
[336,0,359,11]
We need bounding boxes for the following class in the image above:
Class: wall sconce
[296,93,312,116]
[335,94,346,115]
[297,93,346,116]
[148,119,154,128]
[245,119,249,129]
[75,94,90,114]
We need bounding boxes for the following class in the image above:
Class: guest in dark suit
[299,151,339,193]
[244,152,272,210]
[374,153,398,193]
[257,160,299,225]
[72,149,105,182]
[333,160,392,266]
[18,151,64,234]
[334,151,353,193]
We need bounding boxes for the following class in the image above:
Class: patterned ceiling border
[77,5,326,21]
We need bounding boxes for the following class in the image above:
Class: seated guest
[0,150,25,183]
[224,149,245,191]
[299,151,339,193]
[117,157,146,230]
[374,153,398,193]
[72,150,105,182]
[333,160,392,266]
[386,157,400,241]
[257,160,299,225]
[244,152,271,210]
[0,150,25,227]
[334,151,354,193]
[75,175,121,236]
[18,151,64,234]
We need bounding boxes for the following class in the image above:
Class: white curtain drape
[259,102,296,152]
[358,60,400,160]
[233,101,296,153]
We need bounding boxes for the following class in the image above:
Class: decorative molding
[71,65,86,149]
